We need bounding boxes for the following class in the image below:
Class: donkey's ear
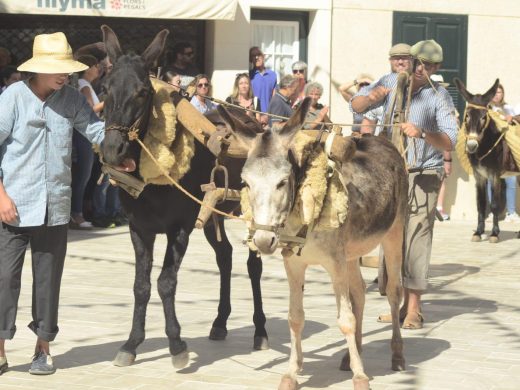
[101,25,122,64]
[482,78,500,103]
[141,29,169,70]
[454,77,473,102]
[278,97,312,143]
[217,104,258,148]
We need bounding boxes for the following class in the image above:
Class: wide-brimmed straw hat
[18,32,88,74]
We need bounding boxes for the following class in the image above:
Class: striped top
[352,72,458,170]
[0,80,105,227]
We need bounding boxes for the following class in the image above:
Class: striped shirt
[352,72,458,170]
[0,80,105,227]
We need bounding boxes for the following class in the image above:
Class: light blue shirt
[351,72,458,170]
[0,80,105,227]
[190,96,217,114]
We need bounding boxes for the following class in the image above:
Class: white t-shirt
[78,78,100,107]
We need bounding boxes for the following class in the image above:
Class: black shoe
[91,216,116,228]
[29,351,55,375]
[0,356,8,375]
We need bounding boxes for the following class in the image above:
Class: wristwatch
[420,130,427,139]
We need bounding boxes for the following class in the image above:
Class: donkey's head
[100,25,169,172]
[218,98,312,254]
[454,78,499,154]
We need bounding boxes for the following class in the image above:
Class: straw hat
[18,32,88,74]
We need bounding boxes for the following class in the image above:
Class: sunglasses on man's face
[197,83,209,88]
[293,69,305,74]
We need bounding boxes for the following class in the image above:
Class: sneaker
[505,212,520,223]
[436,207,450,221]
[0,356,8,375]
[29,351,55,375]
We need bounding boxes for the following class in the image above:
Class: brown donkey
[217,100,408,390]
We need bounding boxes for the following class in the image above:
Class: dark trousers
[0,223,67,341]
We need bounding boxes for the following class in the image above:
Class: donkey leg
[473,174,488,241]
[278,257,307,390]
[329,261,369,390]
[204,217,232,341]
[158,226,191,369]
[339,259,366,372]
[114,225,155,367]
[489,176,506,243]
[247,249,268,350]
[381,223,405,371]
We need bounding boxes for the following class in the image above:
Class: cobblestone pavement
[1,219,520,390]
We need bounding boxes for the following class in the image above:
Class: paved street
[1,219,520,390]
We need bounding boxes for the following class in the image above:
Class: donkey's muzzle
[253,230,279,255]
[466,139,479,154]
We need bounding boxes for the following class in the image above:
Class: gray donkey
[217,99,408,390]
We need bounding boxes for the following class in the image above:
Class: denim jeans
[93,174,121,218]
[71,130,94,215]
[487,176,517,214]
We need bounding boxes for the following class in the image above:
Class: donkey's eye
[136,88,148,98]
[276,180,287,190]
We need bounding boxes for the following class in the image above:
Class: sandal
[402,312,424,329]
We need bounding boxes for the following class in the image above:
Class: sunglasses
[293,69,305,74]
[197,82,209,88]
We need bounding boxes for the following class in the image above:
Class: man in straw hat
[351,39,458,329]
[0,32,104,375]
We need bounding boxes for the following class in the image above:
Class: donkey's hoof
[171,350,190,369]
[471,234,482,242]
[209,326,228,341]
[278,374,298,390]
[489,235,499,243]
[113,350,136,367]
[353,373,370,390]
[253,336,269,350]
[339,351,351,371]
[392,356,405,371]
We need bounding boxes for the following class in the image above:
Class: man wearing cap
[0,32,104,375]
[249,46,278,126]
[351,39,458,329]
[360,43,412,135]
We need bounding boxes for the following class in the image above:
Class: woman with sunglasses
[291,61,308,108]
[190,74,217,114]
[225,73,260,121]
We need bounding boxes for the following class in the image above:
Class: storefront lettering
[37,0,106,12]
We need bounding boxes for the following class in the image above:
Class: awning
[0,0,238,20]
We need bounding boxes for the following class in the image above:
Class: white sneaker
[505,212,520,223]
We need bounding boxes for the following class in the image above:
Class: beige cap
[18,32,88,74]
[410,39,443,63]
[389,43,411,57]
